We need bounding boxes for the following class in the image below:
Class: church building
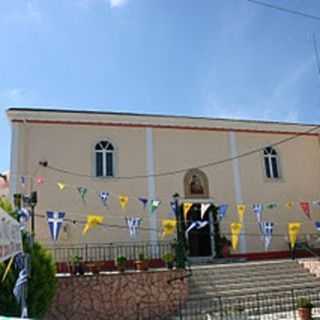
[6,107,320,259]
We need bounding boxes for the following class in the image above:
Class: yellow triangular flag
[119,195,129,209]
[161,219,177,238]
[82,215,104,235]
[1,256,14,283]
[237,204,246,223]
[183,202,193,221]
[57,182,65,191]
[286,201,294,209]
[288,222,301,249]
[230,223,242,250]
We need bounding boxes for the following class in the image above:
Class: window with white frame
[263,146,280,179]
[95,141,114,177]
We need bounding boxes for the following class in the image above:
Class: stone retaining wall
[45,270,188,320]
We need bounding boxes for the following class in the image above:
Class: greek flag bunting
[315,221,320,232]
[139,197,148,209]
[185,220,208,238]
[261,221,273,251]
[126,217,142,238]
[18,208,30,230]
[252,203,263,223]
[200,203,211,220]
[99,192,109,206]
[217,204,228,221]
[13,269,28,304]
[47,211,65,241]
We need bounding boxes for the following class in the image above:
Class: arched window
[264,146,280,179]
[95,141,115,177]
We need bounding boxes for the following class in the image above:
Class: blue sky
[1,0,320,172]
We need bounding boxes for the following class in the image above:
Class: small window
[95,141,115,177]
[263,147,280,179]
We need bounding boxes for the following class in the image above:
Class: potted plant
[116,256,127,272]
[220,235,232,257]
[70,255,85,276]
[163,252,175,269]
[135,253,149,271]
[297,298,314,320]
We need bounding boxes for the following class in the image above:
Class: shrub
[116,256,127,266]
[296,297,314,309]
[0,197,57,318]
[0,239,57,318]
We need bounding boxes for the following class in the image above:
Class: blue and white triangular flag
[20,176,26,187]
[313,201,320,209]
[47,211,65,241]
[252,204,263,223]
[99,192,109,206]
[18,208,30,230]
[201,203,211,220]
[315,221,320,232]
[170,201,177,214]
[217,204,228,221]
[139,197,148,209]
[261,221,273,251]
[13,269,28,305]
[185,220,208,238]
[126,217,142,238]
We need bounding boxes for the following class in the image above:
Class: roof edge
[6,106,317,128]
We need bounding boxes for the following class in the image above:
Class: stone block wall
[45,270,188,320]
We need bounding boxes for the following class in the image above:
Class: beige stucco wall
[7,109,320,255]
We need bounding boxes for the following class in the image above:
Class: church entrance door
[186,204,212,257]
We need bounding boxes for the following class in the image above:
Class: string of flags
[15,174,320,221]
[14,174,320,251]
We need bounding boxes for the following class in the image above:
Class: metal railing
[45,241,174,263]
[175,286,320,320]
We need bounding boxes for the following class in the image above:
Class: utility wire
[313,33,320,75]
[41,123,320,180]
[247,0,320,22]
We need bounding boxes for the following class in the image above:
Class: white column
[146,128,157,243]
[9,122,19,199]
[229,131,246,253]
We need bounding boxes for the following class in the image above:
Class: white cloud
[109,0,128,8]
[1,89,25,103]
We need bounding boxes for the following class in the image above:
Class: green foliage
[138,253,145,261]
[70,255,83,265]
[0,198,57,318]
[162,252,175,263]
[0,196,15,217]
[296,297,314,309]
[116,256,127,266]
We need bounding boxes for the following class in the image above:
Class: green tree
[0,196,57,318]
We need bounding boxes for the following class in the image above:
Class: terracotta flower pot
[135,260,149,271]
[298,307,312,320]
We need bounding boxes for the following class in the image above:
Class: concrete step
[189,274,319,289]
[176,259,320,320]
[191,263,302,276]
[189,270,313,285]
[191,260,298,271]
[188,281,320,301]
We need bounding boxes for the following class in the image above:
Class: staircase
[175,259,320,319]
